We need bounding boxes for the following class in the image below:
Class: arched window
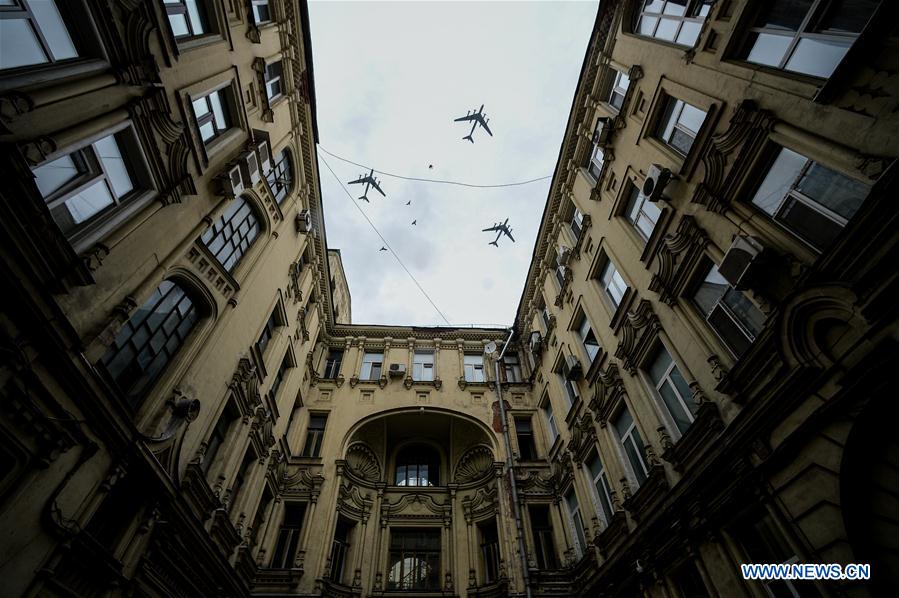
[395,444,440,486]
[101,280,199,406]
[266,148,293,204]
[200,196,260,272]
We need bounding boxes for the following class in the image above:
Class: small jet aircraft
[347,169,386,202]
[454,104,493,143]
[379,246,387,252]
[482,218,514,247]
[411,220,417,226]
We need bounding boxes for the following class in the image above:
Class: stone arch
[779,285,866,370]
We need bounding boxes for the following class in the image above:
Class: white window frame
[645,345,696,437]
[586,450,615,526]
[164,0,210,40]
[541,398,559,445]
[624,182,661,242]
[575,312,600,364]
[502,353,522,383]
[192,87,231,145]
[570,207,585,240]
[264,59,283,102]
[555,361,579,408]
[564,488,586,559]
[360,352,383,380]
[633,0,711,48]
[656,96,707,156]
[412,350,435,382]
[250,0,273,24]
[463,354,485,383]
[608,69,630,110]
[598,259,628,309]
[614,407,649,487]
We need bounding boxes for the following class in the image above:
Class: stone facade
[0,1,896,598]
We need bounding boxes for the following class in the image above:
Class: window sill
[349,375,388,389]
[310,374,345,388]
[175,33,227,54]
[660,400,723,472]
[457,377,491,391]
[404,376,442,390]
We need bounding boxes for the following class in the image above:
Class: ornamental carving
[229,357,261,417]
[614,300,662,374]
[345,442,381,482]
[692,100,777,213]
[589,362,627,426]
[453,446,495,484]
[648,216,709,306]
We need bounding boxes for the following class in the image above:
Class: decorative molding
[453,446,495,485]
[344,442,381,483]
[614,299,662,374]
[648,216,709,306]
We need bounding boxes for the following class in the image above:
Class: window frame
[643,343,697,437]
[199,195,261,274]
[564,488,587,559]
[412,350,435,382]
[574,311,601,364]
[250,0,273,24]
[387,528,442,591]
[586,449,615,526]
[597,258,629,311]
[301,414,327,458]
[632,0,712,48]
[264,59,284,103]
[655,95,708,157]
[463,353,486,383]
[690,259,766,357]
[623,180,662,243]
[514,415,537,460]
[0,0,86,73]
[265,147,294,204]
[270,502,306,569]
[502,353,522,382]
[191,87,232,146]
[613,406,649,486]
[541,397,559,446]
[360,351,384,380]
[394,444,441,487]
[323,349,343,379]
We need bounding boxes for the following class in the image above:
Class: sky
[308,1,598,326]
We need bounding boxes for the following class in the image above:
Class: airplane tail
[463,135,474,143]
[359,196,369,202]
[489,241,499,247]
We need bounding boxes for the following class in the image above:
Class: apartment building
[0,1,895,598]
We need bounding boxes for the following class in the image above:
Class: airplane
[379,246,387,251]
[411,220,417,226]
[406,200,411,206]
[347,168,385,202]
[482,218,514,247]
[454,104,493,143]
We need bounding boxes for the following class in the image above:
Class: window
[264,60,283,102]
[575,312,600,364]
[200,196,260,273]
[614,408,649,486]
[395,444,440,487]
[749,146,870,250]
[656,96,707,156]
[514,416,537,460]
[670,561,710,598]
[541,305,552,331]
[269,353,291,399]
[0,0,78,71]
[587,121,605,180]
[529,506,558,569]
[301,414,326,457]
[598,260,628,309]
[624,182,662,242]
[250,0,272,24]
[203,401,237,474]
[192,88,231,145]
[478,521,500,584]
[31,128,145,242]
[564,489,587,558]
[387,529,441,591]
[256,309,280,355]
[360,351,383,380]
[646,345,696,436]
[570,207,585,240]
[692,261,766,357]
[271,503,306,568]
[101,280,198,406]
[329,518,352,583]
[736,510,820,597]
[503,353,522,382]
[555,359,579,408]
[555,265,567,290]
[323,349,343,378]
[413,350,435,382]
[266,148,293,204]
[741,0,879,79]
[608,69,631,110]
[542,398,559,444]
[229,447,256,513]
[250,488,272,547]
[586,450,615,525]
[164,0,210,40]
[464,354,485,383]
[634,0,711,47]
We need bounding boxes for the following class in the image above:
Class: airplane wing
[371,179,386,196]
[482,226,500,232]
[479,117,493,136]
[347,179,363,185]
[504,229,515,242]
[454,114,477,122]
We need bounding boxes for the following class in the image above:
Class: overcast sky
[309,1,598,326]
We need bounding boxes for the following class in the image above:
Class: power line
[319,154,453,326]
[318,145,552,189]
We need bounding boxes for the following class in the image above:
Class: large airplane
[454,104,493,143]
[347,168,385,202]
[482,218,514,247]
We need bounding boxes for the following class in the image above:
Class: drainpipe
[492,328,533,598]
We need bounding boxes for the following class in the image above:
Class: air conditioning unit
[643,164,673,202]
[565,355,583,380]
[296,209,312,233]
[592,117,612,146]
[557,246,572,267]
[529,330,543,354]
[388,363,406,377]
[719,235,766,290]
[239,150,262,185]
[255,140,272,173]
[220,163,245,197]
